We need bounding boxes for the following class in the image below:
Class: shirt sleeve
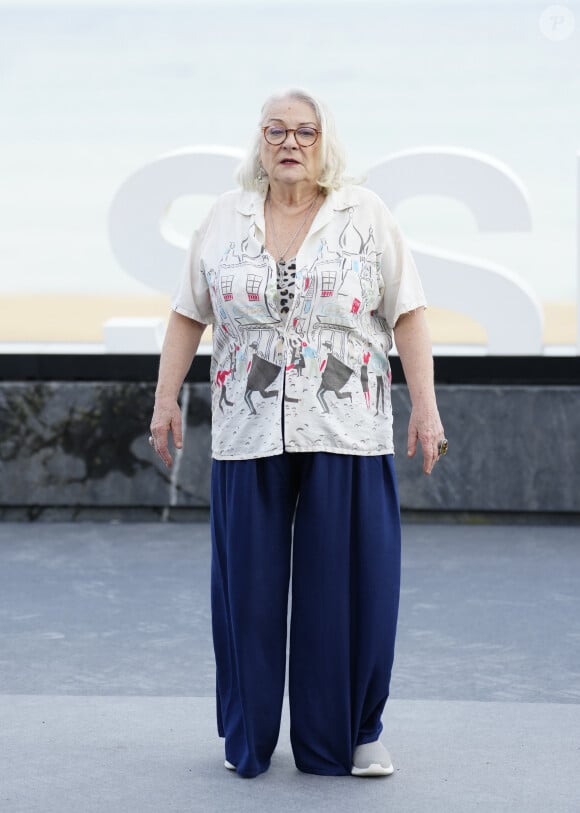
[171,205,216,325]
[377,208,427,329]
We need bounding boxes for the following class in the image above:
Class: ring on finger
[148,435,155,448]
[438,438,449,457]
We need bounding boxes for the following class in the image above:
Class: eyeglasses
[262,125,320,147]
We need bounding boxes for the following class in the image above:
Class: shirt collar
[235,185,361,217]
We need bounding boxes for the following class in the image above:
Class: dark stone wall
[0,382,578,515]
[0,383,210,510]
[392,386,580,513]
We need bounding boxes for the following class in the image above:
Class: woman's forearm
[394,308,444,474]
[150,311,207,468]
[155,310,207,402]
[393,308,437,410]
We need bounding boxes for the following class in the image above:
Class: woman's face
[259,97,322,191]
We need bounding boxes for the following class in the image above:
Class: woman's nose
[282,130,299,146]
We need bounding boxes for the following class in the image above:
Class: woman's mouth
[281,159,299,165]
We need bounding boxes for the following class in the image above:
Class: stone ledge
[392,386,580,512]
[1,382,578,513]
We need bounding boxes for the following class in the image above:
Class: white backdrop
[0,0,578,352]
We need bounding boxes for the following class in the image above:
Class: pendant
[278,258,286,267]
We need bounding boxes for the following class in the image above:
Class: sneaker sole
[351,762,394,777]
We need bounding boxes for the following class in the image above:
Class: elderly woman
[150,88,446,779]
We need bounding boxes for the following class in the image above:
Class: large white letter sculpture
[109,145,548,354]
[108,146,244,294]
[367,148,543,354]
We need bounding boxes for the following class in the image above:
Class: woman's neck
[267,181,321,210]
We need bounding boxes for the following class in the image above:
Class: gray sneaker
[351,740,394,776]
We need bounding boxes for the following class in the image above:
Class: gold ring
[438,438,448,457]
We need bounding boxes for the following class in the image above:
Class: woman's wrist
[154,388,180,404]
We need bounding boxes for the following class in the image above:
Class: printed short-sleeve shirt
[172,184,427,460]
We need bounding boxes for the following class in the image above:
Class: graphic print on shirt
[215,367,233,413]
[208,217,283,425]
[202,201,400,456]
[316,343,354,414]
[245,344,281,415]
[173,186,428,458]
[281,207,390,423]
[286,335,306,376]
[361,350,371,408]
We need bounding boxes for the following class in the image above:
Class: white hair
[235,88,348,194]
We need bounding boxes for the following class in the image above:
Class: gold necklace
[267,191,320,266]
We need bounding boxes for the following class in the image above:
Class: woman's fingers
[150,403,182,469]
[150,423,172,468]
[155,430,173,468]
[408,408,445,475]
[420,431,447,474]
[171,413,183,451]
[419,432,438,475]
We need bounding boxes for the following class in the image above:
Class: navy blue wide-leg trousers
[210,451,401,778]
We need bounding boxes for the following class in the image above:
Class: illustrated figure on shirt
[317,341,354,414]
[300,343,318,377]
[287,337,306,377]
[216,368,234,413]
[228,341,240,381]
[367,350,389,416]
[245,342,282,415]
[361,350,371,408]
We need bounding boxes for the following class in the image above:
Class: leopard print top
[276,257,297,321]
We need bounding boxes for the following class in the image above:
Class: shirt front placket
[279,193,341,445]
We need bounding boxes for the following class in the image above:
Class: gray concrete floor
[1,522,579,812]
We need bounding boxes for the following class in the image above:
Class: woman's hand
[407,404,445,475]
[148,312,207,468]
[393,308,446,475]
[150,398,183,469]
